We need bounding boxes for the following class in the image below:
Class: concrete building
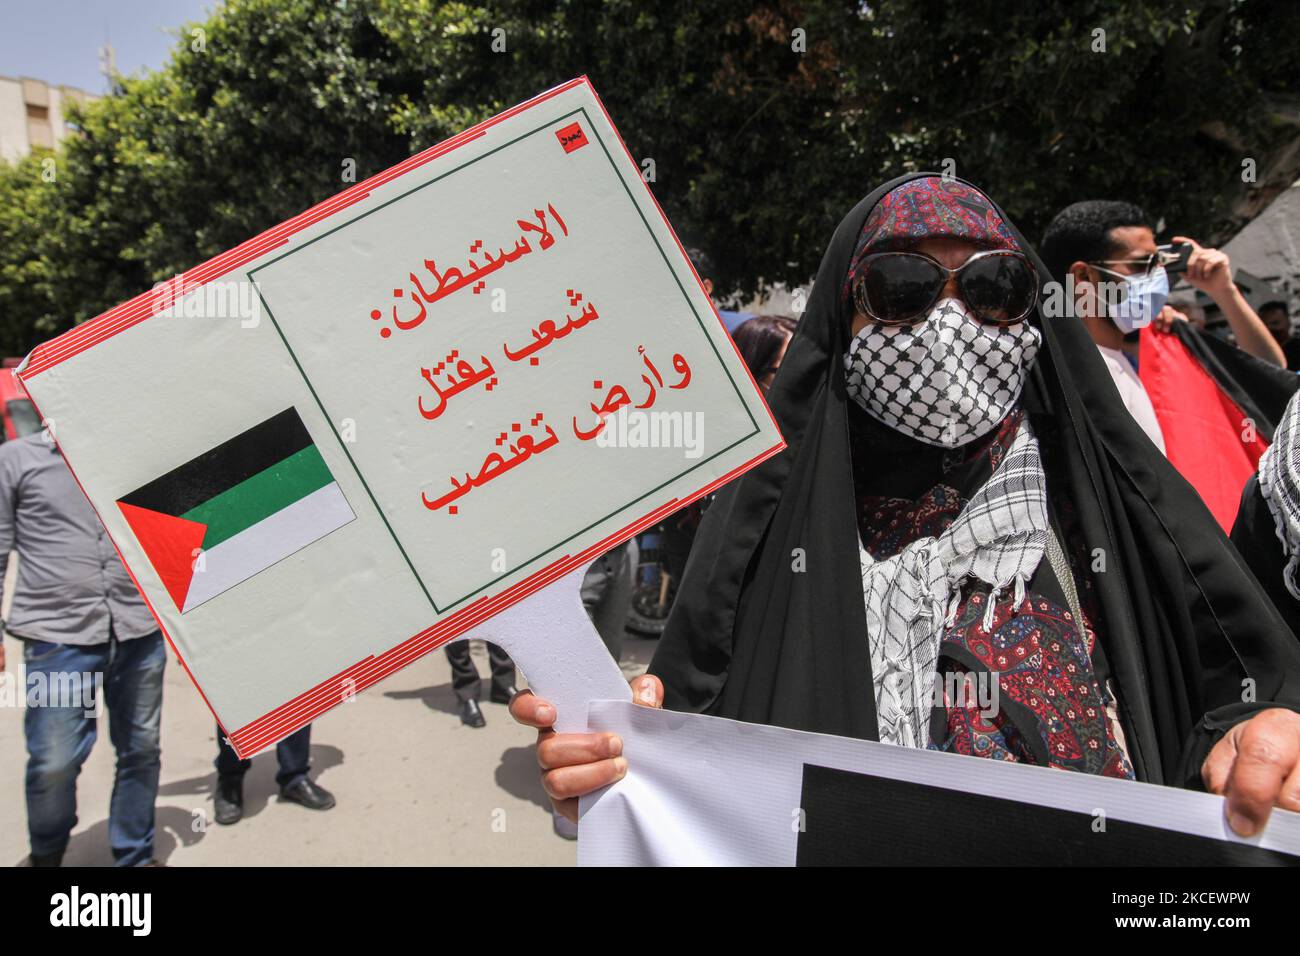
[1223,177,1300,313]
[1167,178,1300,337]
[0,75,98,163]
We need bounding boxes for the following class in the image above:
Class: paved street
[1,561,652,866]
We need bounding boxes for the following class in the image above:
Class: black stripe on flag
[119,408,314,517]
[795,764,1295,866]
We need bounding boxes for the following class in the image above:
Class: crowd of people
[6,172,1300,866]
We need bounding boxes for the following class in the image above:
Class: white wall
[0,77,30,163]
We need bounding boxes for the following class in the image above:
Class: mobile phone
[1158,242,1192,274]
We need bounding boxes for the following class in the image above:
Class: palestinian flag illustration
[117,408,354,613]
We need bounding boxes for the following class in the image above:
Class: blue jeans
[215,722,311,789]
[23,630,165,867]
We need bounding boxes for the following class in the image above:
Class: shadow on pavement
[384,681,461,717]
[157,743,344,825]
[50,804,208,867]
[494,745,552,811]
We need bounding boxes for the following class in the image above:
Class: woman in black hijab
[1233,389,1300,640]
[512,173,1300,837]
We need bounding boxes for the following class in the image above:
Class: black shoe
[279,777,336,811]
[214,775,244,826]
[489,685,519,704]
[459,698,487,727]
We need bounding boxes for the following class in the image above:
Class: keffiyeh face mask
[843,298,1041,448]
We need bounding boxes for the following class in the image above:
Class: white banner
[579,701,1300,866]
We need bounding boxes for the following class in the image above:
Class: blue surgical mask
[1095,266,1169,335]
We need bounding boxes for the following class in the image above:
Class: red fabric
[117,502,207,613]
[1138,326,1268,531]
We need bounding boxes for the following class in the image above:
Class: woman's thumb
[630,673,664,709]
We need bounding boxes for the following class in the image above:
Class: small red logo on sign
[556,122,588,153]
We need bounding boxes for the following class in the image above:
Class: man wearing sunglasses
[1041,200,1283,454]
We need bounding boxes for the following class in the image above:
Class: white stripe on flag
[183,481,354,612]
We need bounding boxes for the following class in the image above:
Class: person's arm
[0,450,16,673]
[1174,235,1285,366]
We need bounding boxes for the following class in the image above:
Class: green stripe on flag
[183,445,334,550]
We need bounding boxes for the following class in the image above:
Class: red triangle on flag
[117,501,208,613]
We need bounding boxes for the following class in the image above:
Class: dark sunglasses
[1090,247,1183,278]
[851,250,1040,326]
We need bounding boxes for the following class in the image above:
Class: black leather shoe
[23,850,64,867]
[279,777,336,811]
[214,775,244,825]
[460,698,487,727]
[489,685,519,704]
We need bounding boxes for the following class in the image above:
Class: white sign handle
[448,566,632,732]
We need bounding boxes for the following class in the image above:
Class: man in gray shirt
[0,430,164,867]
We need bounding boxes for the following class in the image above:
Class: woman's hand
[1202,708,1300,836]
[509,673,664,823]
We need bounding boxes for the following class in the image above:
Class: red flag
[1138,325,1268,531]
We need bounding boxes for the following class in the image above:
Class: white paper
[578,700,1300,866]
[449,568,630,735]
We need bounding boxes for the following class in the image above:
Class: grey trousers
[580,538,639,663]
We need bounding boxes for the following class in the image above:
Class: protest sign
[16,77,783,757]
[580,701,1300,865]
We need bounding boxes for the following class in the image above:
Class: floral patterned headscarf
[840,176,1021,309]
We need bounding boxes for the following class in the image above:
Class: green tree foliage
[0,151,63,349]
[0,0,1295,354]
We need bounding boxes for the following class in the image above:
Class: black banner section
[795,764,1298,866]
[117,407,312,516]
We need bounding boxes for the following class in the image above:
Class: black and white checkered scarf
[844,299,1041,448]
[1257,389,1300,600]
[859,418,1049,748]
